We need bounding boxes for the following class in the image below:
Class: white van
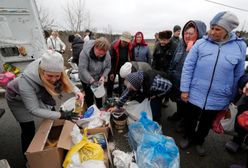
[0,0,47,73]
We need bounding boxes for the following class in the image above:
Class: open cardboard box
[86,133,112,168]
[26,119,112,168]
[80,127,113,168]
[25,119,74,168]
[85,123,113,138]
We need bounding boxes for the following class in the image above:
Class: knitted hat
[40,50,64,72]
[120,31,132,43]
[126,71,143,90]
[210,11,239,33]
[120,62,132,78]
[159,30,172,39]
[173,25,181,32]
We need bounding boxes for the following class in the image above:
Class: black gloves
[60,109,79,120]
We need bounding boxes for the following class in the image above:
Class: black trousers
[176,100,188,118]
[184,102,220,145]
[19,121,35,156]
[107,74,124,97]
[81,81,102,108]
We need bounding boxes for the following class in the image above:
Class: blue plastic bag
[136,133,179,168]
[128,112,161,150]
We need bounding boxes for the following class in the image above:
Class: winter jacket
[78,40,111,84]
[109,39,133,76]
[71,36,84,65]
[152,40,177,73]
[180,32,246,110]
[169,20,206,101]
[133,44,152,64]
[5,59,80,122]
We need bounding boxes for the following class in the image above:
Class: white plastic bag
[220,103,238,134]
[112,150,137,168]
[76,105,111,129]
[124,98,152,124]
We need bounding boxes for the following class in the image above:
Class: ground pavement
[0,94,246,168]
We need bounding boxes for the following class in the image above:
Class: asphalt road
[0,94,246,168]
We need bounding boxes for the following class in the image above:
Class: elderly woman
[5,50,84,155]
[132,31,152,65]
[180,11,246,156]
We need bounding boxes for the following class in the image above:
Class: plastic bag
[237,111,248,131]
[112,150,135,168]
[212,110,228,134]
[63,129,104,168]
[220,103,238,134]
[76,105,110,129]
[124,98,152,124]
[128,112,161,150]
[136,133,179,168]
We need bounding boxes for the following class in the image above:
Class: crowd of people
[2,11,248,168]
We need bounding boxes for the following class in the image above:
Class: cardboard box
[26,119,112,168]
[87,125,112,138]
[81,128,113,168]
[87,133,112,168]
[25,119,75,168]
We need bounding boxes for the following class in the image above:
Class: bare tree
[63,0,92,32]
[104,24,114,42]
[36,3,55,30]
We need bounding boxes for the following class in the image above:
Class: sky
[36,0,248,38]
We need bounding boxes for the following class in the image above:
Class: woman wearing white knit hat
[5,50,84,156]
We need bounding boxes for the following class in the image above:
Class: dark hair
[173,25,181,32]
[68,35,75,43]
[43,30,50,39]
[158,30,172,40]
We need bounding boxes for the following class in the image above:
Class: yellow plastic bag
[63,129,104,168]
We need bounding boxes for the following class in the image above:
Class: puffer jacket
[180,32,246,110]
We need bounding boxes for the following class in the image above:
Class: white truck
[0,0,47,73]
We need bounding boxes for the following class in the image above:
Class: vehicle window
[0,47,19,57]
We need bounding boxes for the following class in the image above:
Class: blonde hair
[51,31,59,37]
[94,37,110,51]
[39,68,74,96]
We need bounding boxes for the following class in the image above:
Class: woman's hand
[75,91,85,101]
[181,92,189,102]
[107,106,117,112]
[99,76,105,84]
